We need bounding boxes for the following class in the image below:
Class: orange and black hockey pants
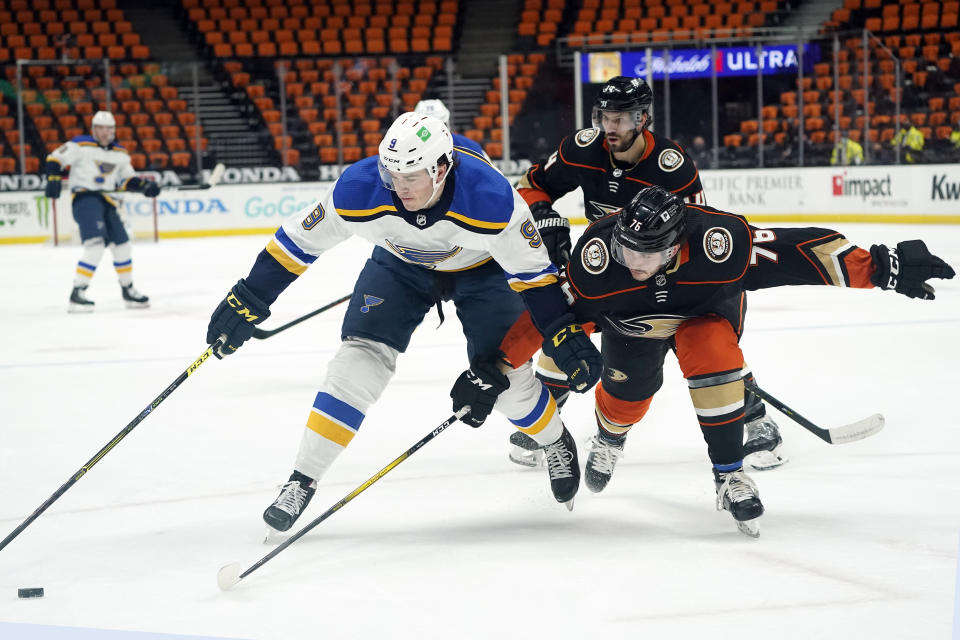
[595,316,752,467]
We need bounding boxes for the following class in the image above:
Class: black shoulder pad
[684,205,753,279]
[557,129,607,164]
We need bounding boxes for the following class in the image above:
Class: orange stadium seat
[171,152,191,168]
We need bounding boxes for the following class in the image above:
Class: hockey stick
[252,294,351,340]
[744,381,884,445]
[176,163,225,191]
[51,197,59,246]
[217,407,469,591]
[0,340,223,554]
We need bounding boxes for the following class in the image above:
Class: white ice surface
[1,224,959,640]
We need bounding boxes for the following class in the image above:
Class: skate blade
[263,527,290,545]
[735,518,760,538]
[508,449,543,468]
[124,300,150,309]
[68,303,94,313]
[564,498,575,512]
[745,446,788,471]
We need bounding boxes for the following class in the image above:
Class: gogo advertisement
[583,44,820,82]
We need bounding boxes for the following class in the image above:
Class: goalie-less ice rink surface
[1,223,959,640]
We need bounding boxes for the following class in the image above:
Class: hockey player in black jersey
[508,75,783,472]
[498,185,954,536]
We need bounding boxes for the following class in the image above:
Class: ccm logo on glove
[227,292,262,322]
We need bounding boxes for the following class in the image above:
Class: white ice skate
[744,415,787,471]
[714,468,764,538]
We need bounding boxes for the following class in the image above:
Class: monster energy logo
[36,195,51,227]
[416,126,431,142]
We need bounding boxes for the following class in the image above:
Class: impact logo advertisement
[829,171,908,208]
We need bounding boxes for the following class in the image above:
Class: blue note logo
[360,295,384,313]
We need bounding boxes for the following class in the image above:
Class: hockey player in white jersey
[45,110,159,312]
[206,112,603,531]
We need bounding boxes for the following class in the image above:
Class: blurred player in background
[45,110,159,312]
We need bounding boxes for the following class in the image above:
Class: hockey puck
[17,587,44,598]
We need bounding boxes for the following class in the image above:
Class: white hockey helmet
[378,112,454,195]
[414,99,450,126]
[91,110,116,128]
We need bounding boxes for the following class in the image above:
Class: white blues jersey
[267,151,558,293]
[45,135,136,192]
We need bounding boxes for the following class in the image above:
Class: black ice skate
[121,283,150,309]
[584,433,625,493]
[508,430,544,468]
[263,471,316,532]
[714,467,764,538]
[542,427,580,510]
[68,285,95,313]
[744,415,787,471]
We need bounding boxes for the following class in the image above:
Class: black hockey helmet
[613,186,687,254]
[592,76,653,129]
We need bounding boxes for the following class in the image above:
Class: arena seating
[722,0,960,163]
[3,0,958,175]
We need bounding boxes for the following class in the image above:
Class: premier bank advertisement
[695,165,960,220]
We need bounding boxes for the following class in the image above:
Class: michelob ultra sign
[584,44,820,82]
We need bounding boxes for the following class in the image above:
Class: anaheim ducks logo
[703,227,733,263]
[604,314,688,338]
[575,128,600,147]
[581,237,609,274]
[605,368,629,382]
[587,201,622,217]
[658,149,684,172]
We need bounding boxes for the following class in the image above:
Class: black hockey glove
[450,359,511,427]
[530,201,572,270]
[142,181,160,198]
[869,240,955,300]
[206,279,271,358]
[45,177,61,199]
[541,315,602,393]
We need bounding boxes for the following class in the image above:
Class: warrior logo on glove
[869,240,955,300]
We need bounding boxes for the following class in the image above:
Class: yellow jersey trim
[445,210,509,230]
[456,147,493,166]
[266,238,308,276]
[336,204,397,218]
[509,274,559,292]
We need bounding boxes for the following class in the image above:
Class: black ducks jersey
[517,127,706,219]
